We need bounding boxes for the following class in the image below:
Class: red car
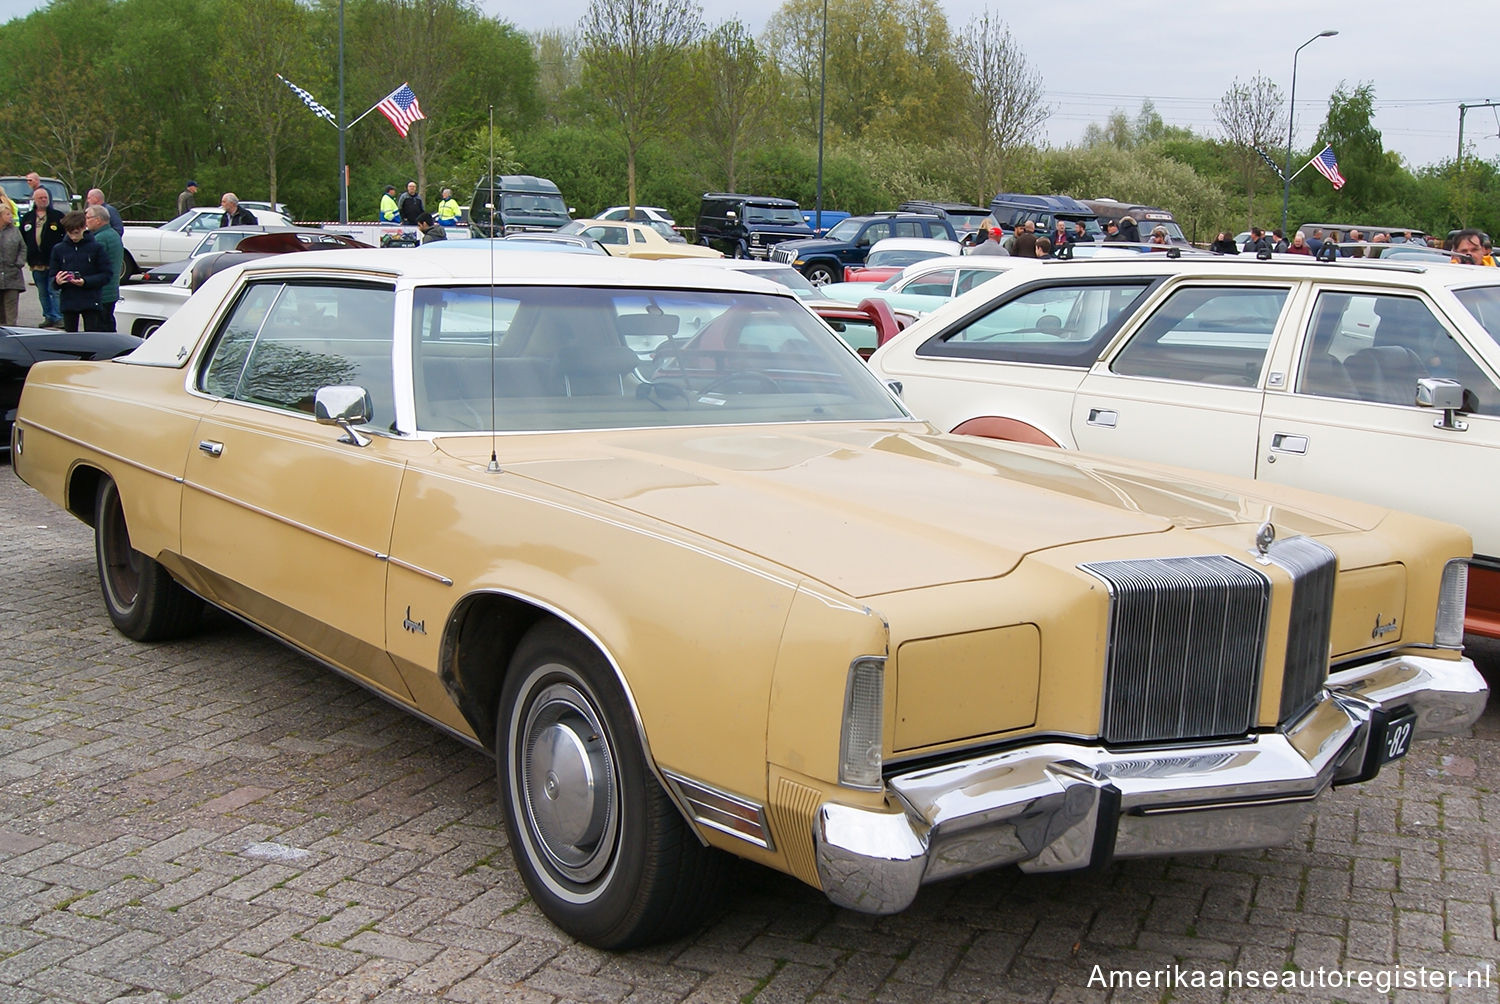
[811,298,914,359]
[841,237,963,282]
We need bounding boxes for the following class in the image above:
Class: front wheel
[804,262,837,286]
[94,478,202,641]
[497,622,727,948]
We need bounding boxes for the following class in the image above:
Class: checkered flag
[276,74,336,126]
[1252,146,1286,182]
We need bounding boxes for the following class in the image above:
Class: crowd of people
[1209,224,1494,265]
[3,172,126,330]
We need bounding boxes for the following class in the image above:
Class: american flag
[276,74,336,125]
[1312,145,1346,190]
[376,83,425,138]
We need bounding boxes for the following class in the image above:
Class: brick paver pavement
[2,456,1497,1003]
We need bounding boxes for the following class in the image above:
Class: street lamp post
[814,0,827,234]
[1281,29,1338,237]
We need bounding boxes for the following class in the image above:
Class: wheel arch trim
[439,586,708,845]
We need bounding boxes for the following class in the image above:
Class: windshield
[1454,286,1500,347]
[825,219,865,242]
[1059,216,1105,240]
[410,285,906,433]
[1,178,67,204]
[946,212,990,232]
[500,193,568,218]
[743,205,804,226]
[722,264,818,299]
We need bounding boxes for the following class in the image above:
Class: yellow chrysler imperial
[11,250,1487,949]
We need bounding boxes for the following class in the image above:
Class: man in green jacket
[379,185,400,223]
[84,205,124,331]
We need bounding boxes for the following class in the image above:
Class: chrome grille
[1082,555,1270,744]
[771,246,796,264]
[1266,537,1337,723]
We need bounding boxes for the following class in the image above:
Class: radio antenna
[486,103,501,473]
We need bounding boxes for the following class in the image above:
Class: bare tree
[581,0,704,212]
[954,12,1047,200]
[1213,75,1284,229]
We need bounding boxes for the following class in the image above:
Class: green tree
[1308,82,1388,216]
[765,0,966,144]
[580,0,703,213]
[688,20,778,192]
[214,0,322,208]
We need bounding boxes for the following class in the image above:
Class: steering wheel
[698,370,782,395]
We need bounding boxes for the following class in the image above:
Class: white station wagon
[869,254,1500,637]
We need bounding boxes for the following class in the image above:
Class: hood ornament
[1254,521,1276,561]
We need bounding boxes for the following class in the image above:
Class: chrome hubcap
[519,678,618,883]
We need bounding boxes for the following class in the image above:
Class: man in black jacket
[219,193,256,227]
[398,181,424,225]
[48,211,110,332]
[20,186,65,327]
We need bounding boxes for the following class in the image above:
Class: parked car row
[9,247,1488,953]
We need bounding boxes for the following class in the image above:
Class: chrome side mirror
[1416,377,1468,431]
[315,385,374,446]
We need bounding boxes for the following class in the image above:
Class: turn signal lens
[839,657,885,790]
[1435,559,1468,649]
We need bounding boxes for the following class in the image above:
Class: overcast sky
[2,0,1494,170]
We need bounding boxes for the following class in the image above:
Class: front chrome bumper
[813,651,1487,914]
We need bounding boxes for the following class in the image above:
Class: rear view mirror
[315,385,374,446]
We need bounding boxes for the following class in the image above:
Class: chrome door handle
[198,440,224,457]
[1270,433,1308,455]
[1087,408,1118,428]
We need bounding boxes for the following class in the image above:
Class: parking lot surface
[3,445,1499,1002]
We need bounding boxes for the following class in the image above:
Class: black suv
[770,213,957,285]
[897,200,990,241]
[696,193,813,259]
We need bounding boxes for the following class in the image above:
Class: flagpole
[338,0,346,223]
[347,102,386,128]
[1285,152,1322,183]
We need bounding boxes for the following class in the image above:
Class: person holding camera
[48,211,109,332]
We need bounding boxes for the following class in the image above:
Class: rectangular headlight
[839,657,885,790]
[1435,558,1468,649]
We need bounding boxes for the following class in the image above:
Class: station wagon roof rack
[1040,247,1436,274]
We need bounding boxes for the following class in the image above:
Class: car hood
[435,424,1367,598]
[777,238,846,256]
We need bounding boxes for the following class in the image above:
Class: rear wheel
[496,621,727,948]
[94,478,202,641]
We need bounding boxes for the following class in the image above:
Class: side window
[859,222,890,246]
[956,269,1006,295]
[201,282,396,428]
[902,269,957,297]
[1301,291,1499,412]
[918,282,1151,365]
[1111,286,1287,387]
[892,220,922,238]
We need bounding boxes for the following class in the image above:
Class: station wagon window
[917,281,1151,366]
[901,270,957,297]
[199,281,396,428]
[1111,286,1287,387]
[1298,290,1499,413]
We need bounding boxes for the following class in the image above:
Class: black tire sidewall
[497,624,658,947]
[95,478,145,636]
[807,263,835,285]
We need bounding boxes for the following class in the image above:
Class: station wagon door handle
[1086,408,1118,428]
[1270,433,1308,455]
[198,440,224,457]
